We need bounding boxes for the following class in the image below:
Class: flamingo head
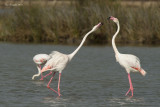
[108,16,119,23]
[91,22,103,31]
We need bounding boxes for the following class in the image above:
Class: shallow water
[0,43,159,107]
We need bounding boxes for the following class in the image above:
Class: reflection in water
[43,96,69,107]
[125,97,145,103]
[32,80,45,86]
[109,97,145,106]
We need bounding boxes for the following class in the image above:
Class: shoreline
[1,41,160,47]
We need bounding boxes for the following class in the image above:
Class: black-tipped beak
[99,22,103,26]
[107,17,111,20]
[101,22,103,26]
[97,22,103,27]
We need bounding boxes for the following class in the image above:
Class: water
[0,43,159,107]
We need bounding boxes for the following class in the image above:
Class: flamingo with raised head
[108,16,146,98]
[32,54,52,80]
[40,22,102,96]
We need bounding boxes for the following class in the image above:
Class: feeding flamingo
[32,54,52,80]
[40,22,102,96]
[108,16,146,98]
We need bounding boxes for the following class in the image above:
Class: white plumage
[33,54,50,65]
[117,54,141,73]
[108,16,146,97]
[43,51,69,72]
[32,54,51,80]
[39,22,102,96]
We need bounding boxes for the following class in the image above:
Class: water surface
[0,43,159,107]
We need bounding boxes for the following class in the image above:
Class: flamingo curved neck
[112,22,120,54]
[32,65,41,80]
[68,30,93,60]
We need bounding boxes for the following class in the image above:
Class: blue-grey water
[0,43,159,107]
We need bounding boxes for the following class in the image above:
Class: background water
[0,43,159,107]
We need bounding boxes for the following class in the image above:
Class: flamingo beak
[107,16,111,20]
[108,16,114,20]
[97,22,103,27]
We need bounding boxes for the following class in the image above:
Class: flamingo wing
[119,54,146,76]
[119,54,141,72]
[41,52,69,73]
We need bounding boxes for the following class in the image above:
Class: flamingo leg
[40,73,43,78]
[47,72,62,96]
[58,73,61,96]
[125,73,134,98]
[38,65,44,80]
[47,72,58,93]
[40,71,52,80]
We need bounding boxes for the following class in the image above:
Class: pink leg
[39,65,44,80]
[41,73,43,78]
[40,71,52,80]
[58,73,62,96]
[125,73,134,98]
[47,72,62,96]
[38,65,43,77]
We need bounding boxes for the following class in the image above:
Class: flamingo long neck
[32,65,41,80]
[68,30,93,60]
[112,22,120,54]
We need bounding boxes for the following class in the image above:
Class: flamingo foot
[40,77,44,80]
[47,86,62,96]
[58,89,61,97]
[125,87,133,98]
[125,88,130,96]
[40,75,44,80]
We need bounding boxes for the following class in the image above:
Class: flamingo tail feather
[140,69,147,76]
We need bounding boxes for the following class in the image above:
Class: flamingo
[32,54,52,80]
[40,22,102,96]
[108,16,146,98]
